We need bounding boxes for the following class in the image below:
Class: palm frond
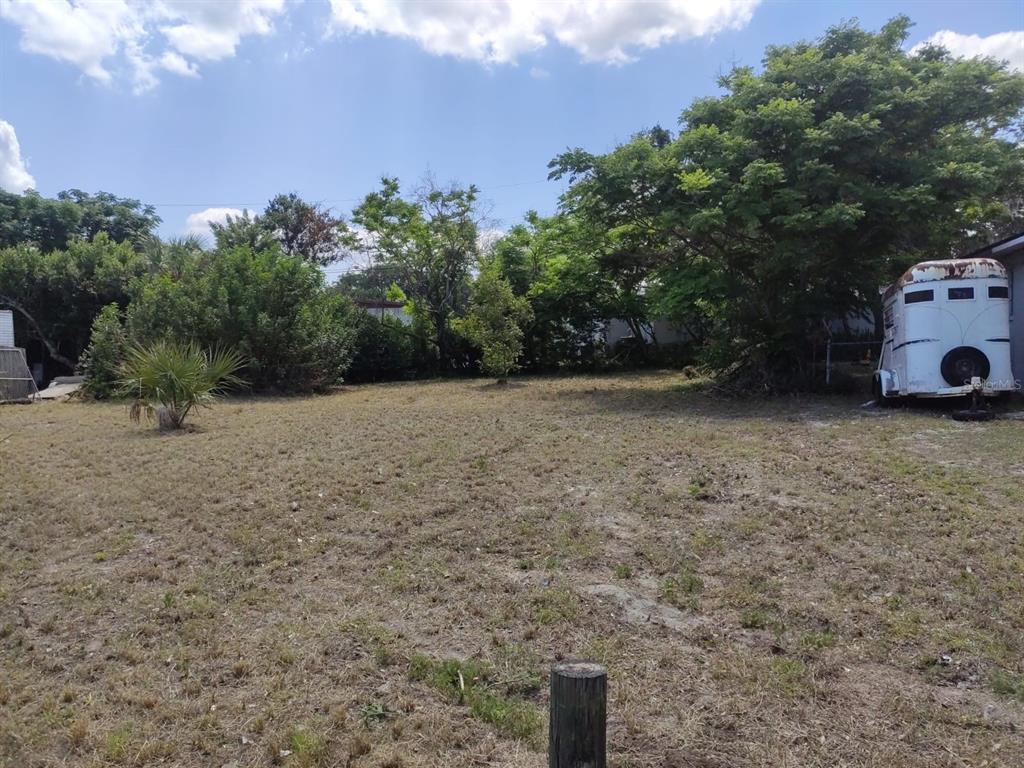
[119,340,248,429]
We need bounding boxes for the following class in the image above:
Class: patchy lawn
[1,371,1022,768]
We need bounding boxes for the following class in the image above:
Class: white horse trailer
[874,258,1015,402]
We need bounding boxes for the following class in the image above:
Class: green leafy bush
[347,312,417,383]
[456,267,533,382]
[126,245,358,391]
[78,303,128,399]
[0,234,147,371]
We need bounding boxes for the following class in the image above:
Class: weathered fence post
[549,661,607,768]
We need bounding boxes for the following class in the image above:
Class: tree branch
[0,294,76,370]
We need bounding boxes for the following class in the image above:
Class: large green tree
[351,177,481,372]
[491,212,614,370]
[208,194,348,266]
[0,189,160,252]
[56,190,161,249]
[551,17,1024,388]
[0,234,147,369]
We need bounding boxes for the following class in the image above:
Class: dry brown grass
[1,371,1022,767]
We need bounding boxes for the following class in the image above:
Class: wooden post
[549,661,607,768]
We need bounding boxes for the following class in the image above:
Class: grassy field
[1,371,1022,767]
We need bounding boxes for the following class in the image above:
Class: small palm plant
[120,341,246,430]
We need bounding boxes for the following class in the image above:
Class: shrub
[291,291,360,390]
[78,303,128,398]
[126,245,358,391]
[346,312,417,383]
[456,267,532,382]
[120,341,246,430]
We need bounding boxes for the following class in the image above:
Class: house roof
[963,230,1024,261]
[354,298,406,309]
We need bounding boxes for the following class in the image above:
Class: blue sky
[1,1,1022,278]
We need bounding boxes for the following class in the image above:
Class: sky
[1,0,1022,280]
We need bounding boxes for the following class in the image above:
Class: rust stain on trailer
[883,258,1007,301]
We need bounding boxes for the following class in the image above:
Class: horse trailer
[874,258,1016,402]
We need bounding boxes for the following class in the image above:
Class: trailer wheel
[940,346,990,387]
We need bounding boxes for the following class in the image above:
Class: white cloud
[0,0,286,92]
[0,0,138,83]
[159,0,285,61]
[184,207,248,241]
[327,0,759,64]
[159,51,200,78]
[913,30,1024,72]
[529,66,550,79]
[1,0,759,90]
[0,120,36,193]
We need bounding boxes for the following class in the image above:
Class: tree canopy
[210,194,348,266]
[3,16,1022,393]
[0,234,147,369]
[0,189,161,252]
[351,177,483,372]
[550,16,1024,387]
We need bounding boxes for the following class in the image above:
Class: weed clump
[660,564,703,609]
[407,654,542,743]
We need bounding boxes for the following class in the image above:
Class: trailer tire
[940,346,990,387]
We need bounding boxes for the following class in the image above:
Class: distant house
[354,298,412,325]
[964,232,1024,383]
[603,318,690,349]
[0,309,39,401]
[0,310,13,348]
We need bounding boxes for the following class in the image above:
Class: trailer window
[905,289,933,304]
[989,285,1009,299]
[948,287,974,300]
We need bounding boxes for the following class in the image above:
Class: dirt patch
[579,583,707,633]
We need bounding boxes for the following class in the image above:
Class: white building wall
[604,318,690,347]
[828,310,876,337]
[0,310,14,347]
[1010,260,1024,385]
[365,306,411,325]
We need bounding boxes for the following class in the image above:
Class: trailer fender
[874,369,899,402]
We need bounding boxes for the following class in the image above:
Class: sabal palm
[120,341,246,430]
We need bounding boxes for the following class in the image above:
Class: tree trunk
[624,317,649,360]
[156,406,180,431]
[434,312,453,372]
